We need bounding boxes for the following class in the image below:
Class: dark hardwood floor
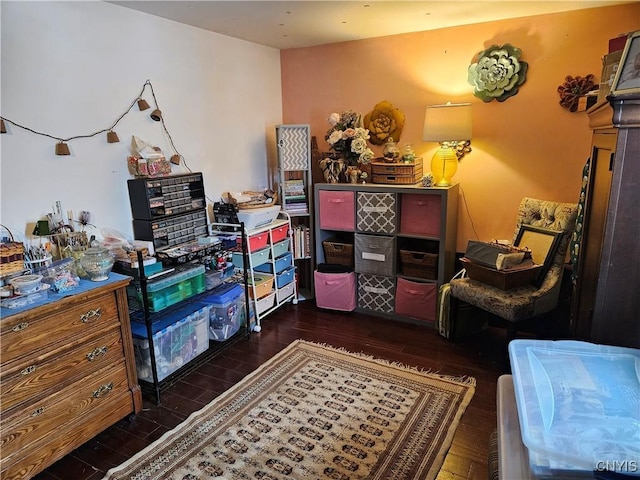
[33,300,516,480]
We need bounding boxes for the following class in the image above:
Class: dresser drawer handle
[93,382,114,398]
[12,322,29,332]
[21,365,37,375]
[81,308,102,323]
[31,407,45,417]
[86,346,108,361]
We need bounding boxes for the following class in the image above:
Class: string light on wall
[137,98,150,111]
[0,80,183,162]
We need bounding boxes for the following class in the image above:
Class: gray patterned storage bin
[356,192,396,233]
[354,233,394,277]
[358,274,395,313]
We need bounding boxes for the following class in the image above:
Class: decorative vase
[80,246,115,281]
[382,137,400,162]
[319,157,347,183]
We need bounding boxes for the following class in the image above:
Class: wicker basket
[0,225,25,277]
[322,238,354,267]
[399,249,438,279]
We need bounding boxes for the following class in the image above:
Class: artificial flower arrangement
[325,111,375,166]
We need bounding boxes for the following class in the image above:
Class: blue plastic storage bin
[253,252,293,275]
[275,266,296,288]
[200,283,244,341]
[130,303,209,382]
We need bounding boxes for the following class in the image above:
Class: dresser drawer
[1,292,120,365]
[1,360,130,463]
[1,327,125,412]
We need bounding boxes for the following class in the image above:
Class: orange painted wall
[280,4,640,251]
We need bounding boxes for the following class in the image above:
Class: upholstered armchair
[450,197,578,341]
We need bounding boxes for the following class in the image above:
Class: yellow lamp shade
[430,145,458,187]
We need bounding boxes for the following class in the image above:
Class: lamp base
[430,146,458,187]
[434,179,452,187]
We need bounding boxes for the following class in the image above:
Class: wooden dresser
[0,273,142,479]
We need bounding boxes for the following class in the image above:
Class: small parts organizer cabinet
[314,183,458,323]
[128,173,208,251]
[232,214,298,326]
[0,274,142,480]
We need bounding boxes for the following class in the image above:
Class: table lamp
[422,102,472,186]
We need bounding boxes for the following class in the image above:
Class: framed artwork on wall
[514,225,562,285]
[610,30,640,96]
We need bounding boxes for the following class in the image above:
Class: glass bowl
[80,247,115,282]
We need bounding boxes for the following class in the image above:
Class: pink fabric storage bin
[399,194,441,236]
[395,278,437,322]
[318,190,355,231]
[314,270,356,311]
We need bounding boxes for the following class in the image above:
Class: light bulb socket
[150,109,162,122]
[55,142,70,156]
[170,154,181,165]
[0,119,6,134]
[137,98,150,111]
[107,131,120,143]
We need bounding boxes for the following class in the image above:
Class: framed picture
[610,30,640,96]
[514,225,562,285]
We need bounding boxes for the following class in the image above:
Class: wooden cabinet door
[571,130,615,340]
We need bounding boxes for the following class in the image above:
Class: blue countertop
[1,272,132,318]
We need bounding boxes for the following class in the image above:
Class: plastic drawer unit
[247,273,274,299]
[232,247,270,269]
[270,224,289,244]
[271,238,290,258]
[253,252,293,275]
[275,266,296,288]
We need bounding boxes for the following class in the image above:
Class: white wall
[0,1,282,243]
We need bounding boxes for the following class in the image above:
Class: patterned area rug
[103,340,475,480]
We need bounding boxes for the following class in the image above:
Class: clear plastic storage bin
[131,304,209,382]
[199,283,244,341]
[136,264,206,312]
[509,340,640,477]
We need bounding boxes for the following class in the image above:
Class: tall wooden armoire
[571,92,639,348]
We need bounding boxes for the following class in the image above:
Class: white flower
[327,130,343,145]
[328,112,340,126]
[359,148,374,164]
[354,127,370,140]
[351,137,368,154]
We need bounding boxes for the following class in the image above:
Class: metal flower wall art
[363,100,405,145]
[557,74,596,112]
[468,44,528,102]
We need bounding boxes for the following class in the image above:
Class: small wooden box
[460,257,542,290]
[371,157,423,184]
